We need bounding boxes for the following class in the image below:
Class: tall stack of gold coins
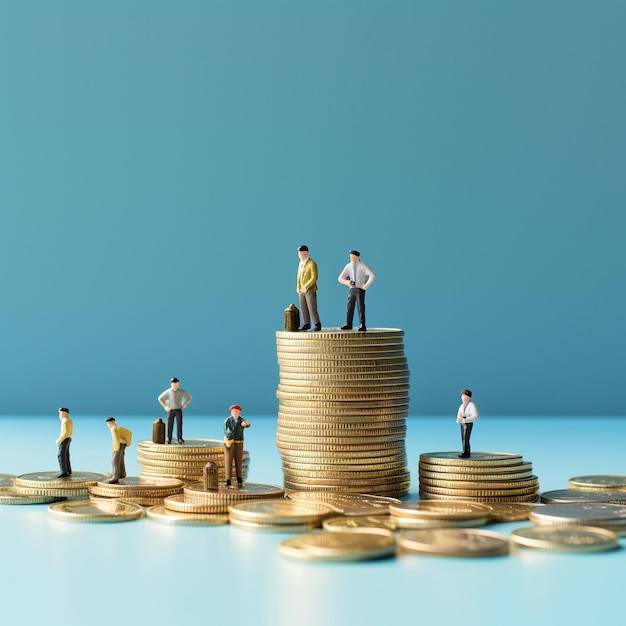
[276,328,410,498]
[137,439,249,484]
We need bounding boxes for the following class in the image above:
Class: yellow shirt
[56,417,73,445]
[110,425,132,451]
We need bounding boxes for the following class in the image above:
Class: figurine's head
[229,404,242,418]
[170,377,180,391]
[105,417,116,429]
[298,245,309,260]
[349,250,360,263]
[58,407,69,420]
[460,389,472,401]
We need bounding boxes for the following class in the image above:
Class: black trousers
[346,287,366,328]
[460,422,473,456]
[57,438,72,475]
[167,409,183,440]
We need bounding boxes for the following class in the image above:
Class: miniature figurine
[105,417,132,484]
[338,250,376,331]
[56,407,73,478]
[223,404,250,487]
[158,377,192,444]
[296,245,321,331]
[456,389,479,458]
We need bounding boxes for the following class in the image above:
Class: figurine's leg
[175,409,183,441]
[234,443,244,484]
[299,292,311,326]
[356,289,366,329]
[166,411,175,443]
[306,291,321,328]
[119,444,127,479]
[344,289,356,328]
[224,444,234,484]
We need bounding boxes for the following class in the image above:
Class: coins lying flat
[389,500,493,529]
[89,476,184,506]
[48,499,144,523]
[540,489,626,505]
[323,515,397,532]
[510,525,619,553]
[286,491,400,515]
[279,528,397,561]
[568,475,626,491]
[529,502,626,534]
[397,528,509,557]
[11,471,109,500]
[418,452,539,503]
[146,506,230,526]
[137,439,249,484]
[163,482,286,516]
[276,329,410,497]
[229,500,335,532]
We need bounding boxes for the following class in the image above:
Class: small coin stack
[137,439,249,484]
[276,328,410,497]
[49,499,145,523]
[6,471,108,504]
[155,482,286,523]
[418,452,539,503]
[228,499,335,532]
[88,477,184,506]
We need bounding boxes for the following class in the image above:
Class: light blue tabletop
[1,415,623,626]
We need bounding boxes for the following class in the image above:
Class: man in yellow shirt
[105,417,132,484]
[56,407,73,478]
[296,245,322,331]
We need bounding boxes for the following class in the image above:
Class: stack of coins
[276,328,410,497]
[228,499,335,532]
[418,452,539,503]
[389,500,493,529]
[88,476,184,506]
[137,439,249,484]
[160,482,286,517]
[9,471,108,503]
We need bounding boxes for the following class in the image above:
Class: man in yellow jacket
[56,407,73,478]
[296,245,322,331]
[105,417,132,484]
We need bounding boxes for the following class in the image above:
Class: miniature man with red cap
[223,404,250,487]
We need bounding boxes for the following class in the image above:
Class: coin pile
[137,439,249,484]
[88,476,184,506]
[418,452,539,503]
[5,471,108,504]
[229,499,335,532]
[155,482,286,523]
[276,328,410,497]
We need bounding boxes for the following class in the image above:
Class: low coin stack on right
[276,328,410,498]
[418,452,539,503]
[137,439,249,484]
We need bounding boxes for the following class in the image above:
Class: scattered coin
[568,475,626,491]
[540,489,626,505]
[397,528,509,557]
[48,499,144,523]
[510,525,619,552]
[145,505,229,526]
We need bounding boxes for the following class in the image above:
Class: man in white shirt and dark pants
[457,389,479,458]
[338,250,376,332]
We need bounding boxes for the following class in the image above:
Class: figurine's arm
[56,421,70,445]
[300,260,318,293]
[362,264,376,290]
[241,420,251,428]
[338,264,352,287]
[182,391,192,409]
[158,391,170,412]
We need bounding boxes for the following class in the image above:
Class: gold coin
[285,491,400,515]
[568,475,626,491]
[228,500,334,525]
[0,490,64,505]
[279,372,410,383]
[419,461,533,475]
[137,439,225,454]
[278,448,407,461]
[93,476,183,490]
[510,525,619,552]
[486,502,541,522]
[278,399,409,411]
[283,468,409,481]
[276,328,404,339]
[397,528,509,557]
[230,518,322,533]
[276,334,404,346]
[419,452,524,467]
[276,433,406,446]
[540,489,626,505]
[283,480,410,496]
[90,494,166,506]
[419,492,539,503]
[163,494,231,514]
[278,406,409,417]
[183,482,285,500]
[277,441,406,453]
[389,500,493,520]
[278,529,396,561]
[418,485,539,497]
[277,358,408,369]
[529,502,626,530]
[13,486,90,498]
[278,419,407,431]
[419,469,534,482]
[323,515,396,532]
[419,476,540,490]
[48,498,144,522]
[391,516,490,530]
[278,365,409,376]
[277,386,410,398]
[145,505,230,526]
[14,471,109,489]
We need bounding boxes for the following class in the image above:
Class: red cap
[229,404,242,412]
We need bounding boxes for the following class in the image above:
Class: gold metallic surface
[510,525,619,552]
[567,475,626,491]
[540,489,626,505]
[398,528,509,556]
[228,500,334,524]
[389,500,493,520]
[145,505,230,525]
[48,499,144,522]
[14,471,108,489]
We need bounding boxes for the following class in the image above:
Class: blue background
[1,1,623,417]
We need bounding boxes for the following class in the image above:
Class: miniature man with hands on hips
[158,377,192,444]
[338,250,376,332]
[105,417,132,484]
[223,404,250,487]
[457,389,479,458]
[56,407,73,478]
[296,244,322,332]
